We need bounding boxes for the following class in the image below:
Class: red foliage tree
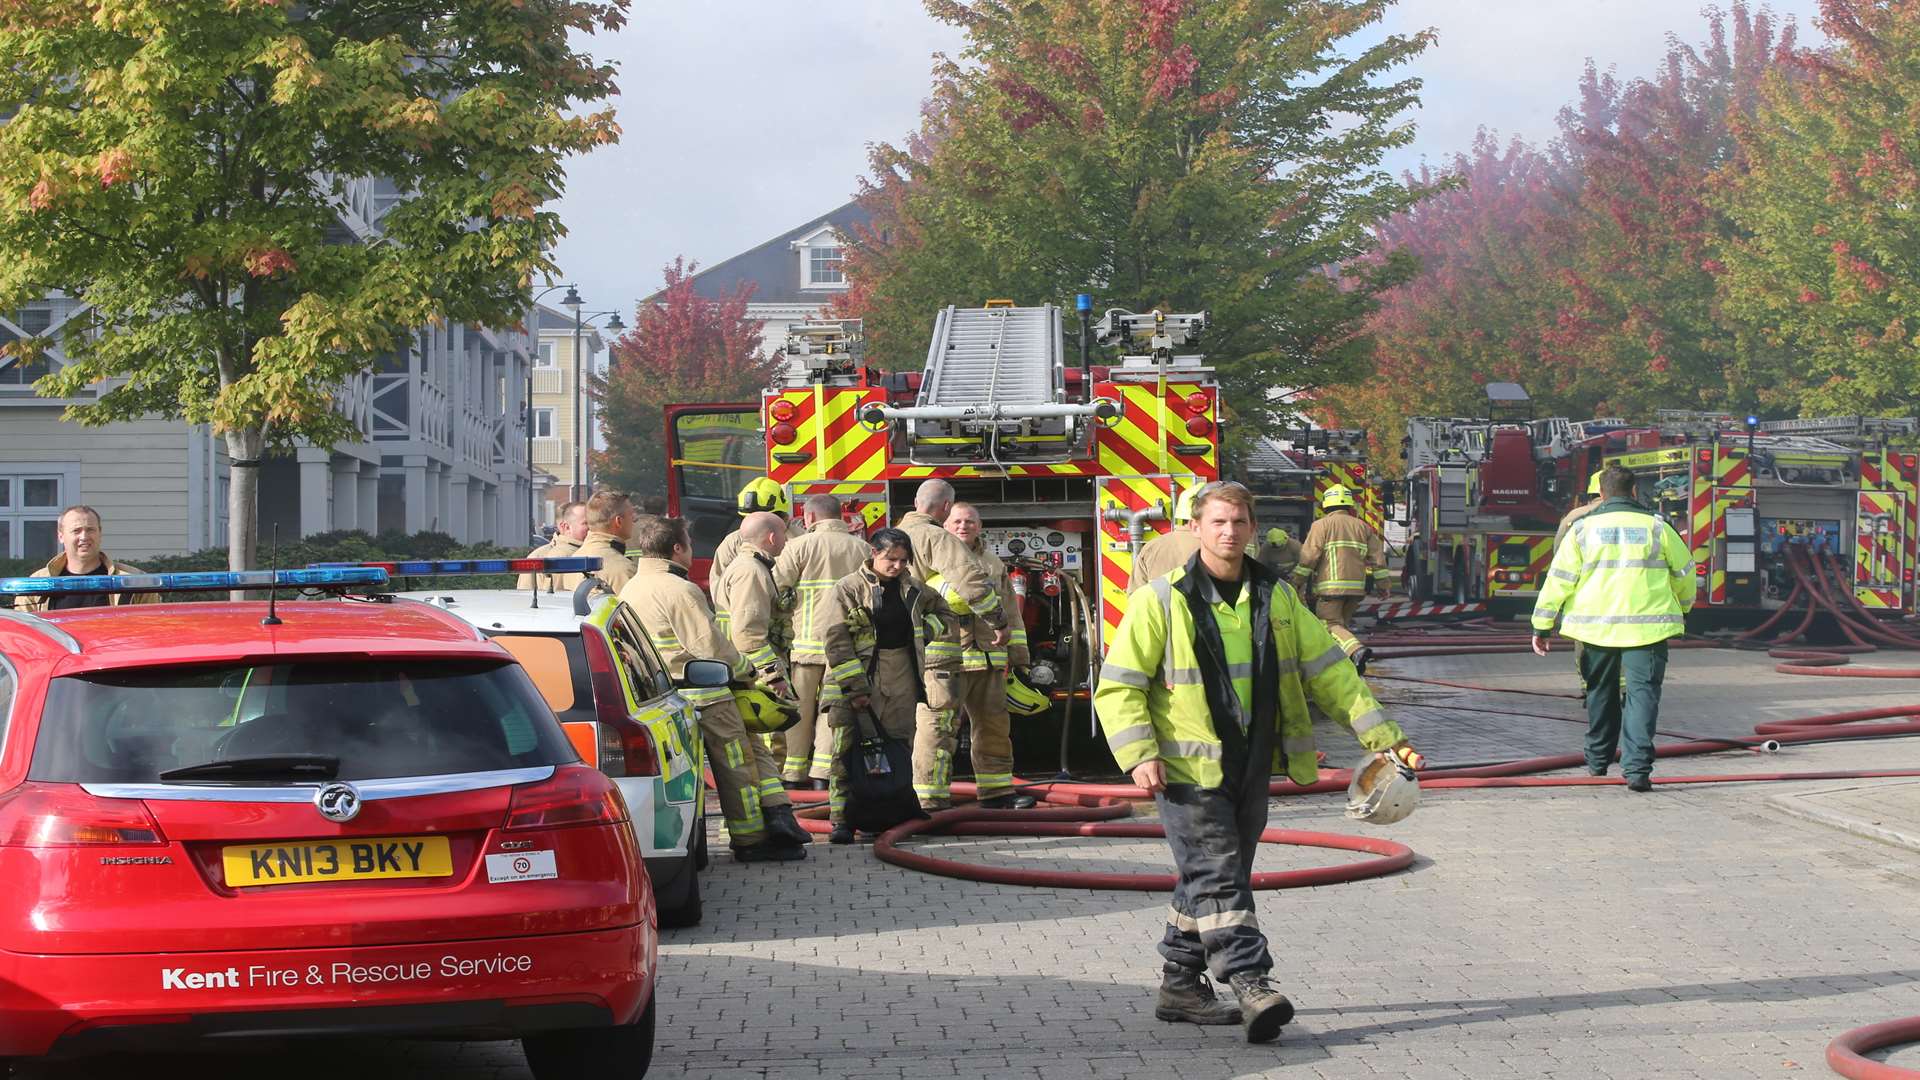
[593,258,777,498]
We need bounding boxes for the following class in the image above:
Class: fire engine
[1237,427,1383,544]
[1399,382,1920,619]
[665,298,1222,703]
[1399,382,1619,611]
[1601,412,1920,615]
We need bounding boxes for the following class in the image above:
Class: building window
[807,245,844,287]
[532,408,555,439]
[0,470,68,561]
[535,341,556,368]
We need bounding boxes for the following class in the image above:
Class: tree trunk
[224,426,264,595]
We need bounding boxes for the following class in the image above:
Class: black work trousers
[1154,710,1275,980]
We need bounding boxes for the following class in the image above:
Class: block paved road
[22,645,1920,1079]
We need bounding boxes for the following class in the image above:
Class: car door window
[607,610,671,703]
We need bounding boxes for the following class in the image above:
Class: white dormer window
[808,245,844,286]
[794,226,849,291]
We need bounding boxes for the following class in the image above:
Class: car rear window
[29,659,579,783]
[488,633,593,722]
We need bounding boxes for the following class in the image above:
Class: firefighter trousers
[914,667,1014,805]
[1155,774,1274,980]
[698,698,790,848]
[1580,640,1668,780]
[827,647,919,827]
[1314,594,1364,656]
[784,662,837,782]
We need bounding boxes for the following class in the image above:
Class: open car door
[665,402,762,587]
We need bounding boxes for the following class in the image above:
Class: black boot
[1227,971,1295,1043]
[977,792,1038,810]
[1625,775,1653,792]
[1352,647,1373,678]
[828,824,855,845]
[764,803,813,846]
[1154,963,1241,1026]
[732,839,805,864]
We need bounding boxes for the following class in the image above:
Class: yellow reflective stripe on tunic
[1561,613,1685,625]
[685,687,732,706]
[829,659,865,683]
[746,644,779,667]
[1105,722,1157,757]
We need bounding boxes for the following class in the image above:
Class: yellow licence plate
[222,836,453,887]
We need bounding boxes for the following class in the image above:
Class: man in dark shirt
[13,505,157,613]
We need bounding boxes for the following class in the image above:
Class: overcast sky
[547,0,1825,320]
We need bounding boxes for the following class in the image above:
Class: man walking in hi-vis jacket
[1094,481,1418,1044]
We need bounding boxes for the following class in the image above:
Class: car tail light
[505,766,628,831]
[769,422,798,445]
[0,782,166,847]
[1185,416,1212,438]
[1183,391,1209,414]
[579,625,661,779]
[768,399,797,422]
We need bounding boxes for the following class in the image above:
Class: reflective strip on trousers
[1195,909,1259,934]
[1166,905,1199,933]
[757,776,784,801]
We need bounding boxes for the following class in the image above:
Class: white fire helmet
[1344,754,1419,824]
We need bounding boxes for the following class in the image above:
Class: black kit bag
[839,705,925,834]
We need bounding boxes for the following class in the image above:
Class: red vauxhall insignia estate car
[0,568,658,1077]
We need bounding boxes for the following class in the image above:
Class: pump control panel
[985,527,1085,571]
[1759,517,1847,556]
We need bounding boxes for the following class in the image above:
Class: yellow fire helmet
[1172,485,1200,524]
[736,477,790,517]
[1265,526,1289,546]
[1006,672,1051,717]
[733,684,801,735]
[1587,471,1603,496]
[1320,484,1356,511]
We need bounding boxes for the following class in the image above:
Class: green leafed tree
[593,257,777,501]
[0,0,627,570]
[838,0,1433,440]
[1718,0,1920,416]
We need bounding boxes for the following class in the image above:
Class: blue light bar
[307,557,601,577]
[0,567,391,597]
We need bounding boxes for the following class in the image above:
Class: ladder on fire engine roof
[919,304,1063,411]
[1758,415,1920,439]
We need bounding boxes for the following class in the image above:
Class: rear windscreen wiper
[158,754,341,782]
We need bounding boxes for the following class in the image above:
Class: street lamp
[560,288,624,500]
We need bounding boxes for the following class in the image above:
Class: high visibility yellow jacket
[710,517,806,611]
[773,519,872,665]
[1293,511,1388,596]
[961,536,1029,671]
[815,563,940,703]
[1127,529,1201,593]
[715,548,787,680]
[1094,560,1403,789]
[575,531,635,596]
[897,511,1007,671]
[516,533,584,592]
[618,557,750,708]
[14,552,158,613]
[1531,497,1696,648]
